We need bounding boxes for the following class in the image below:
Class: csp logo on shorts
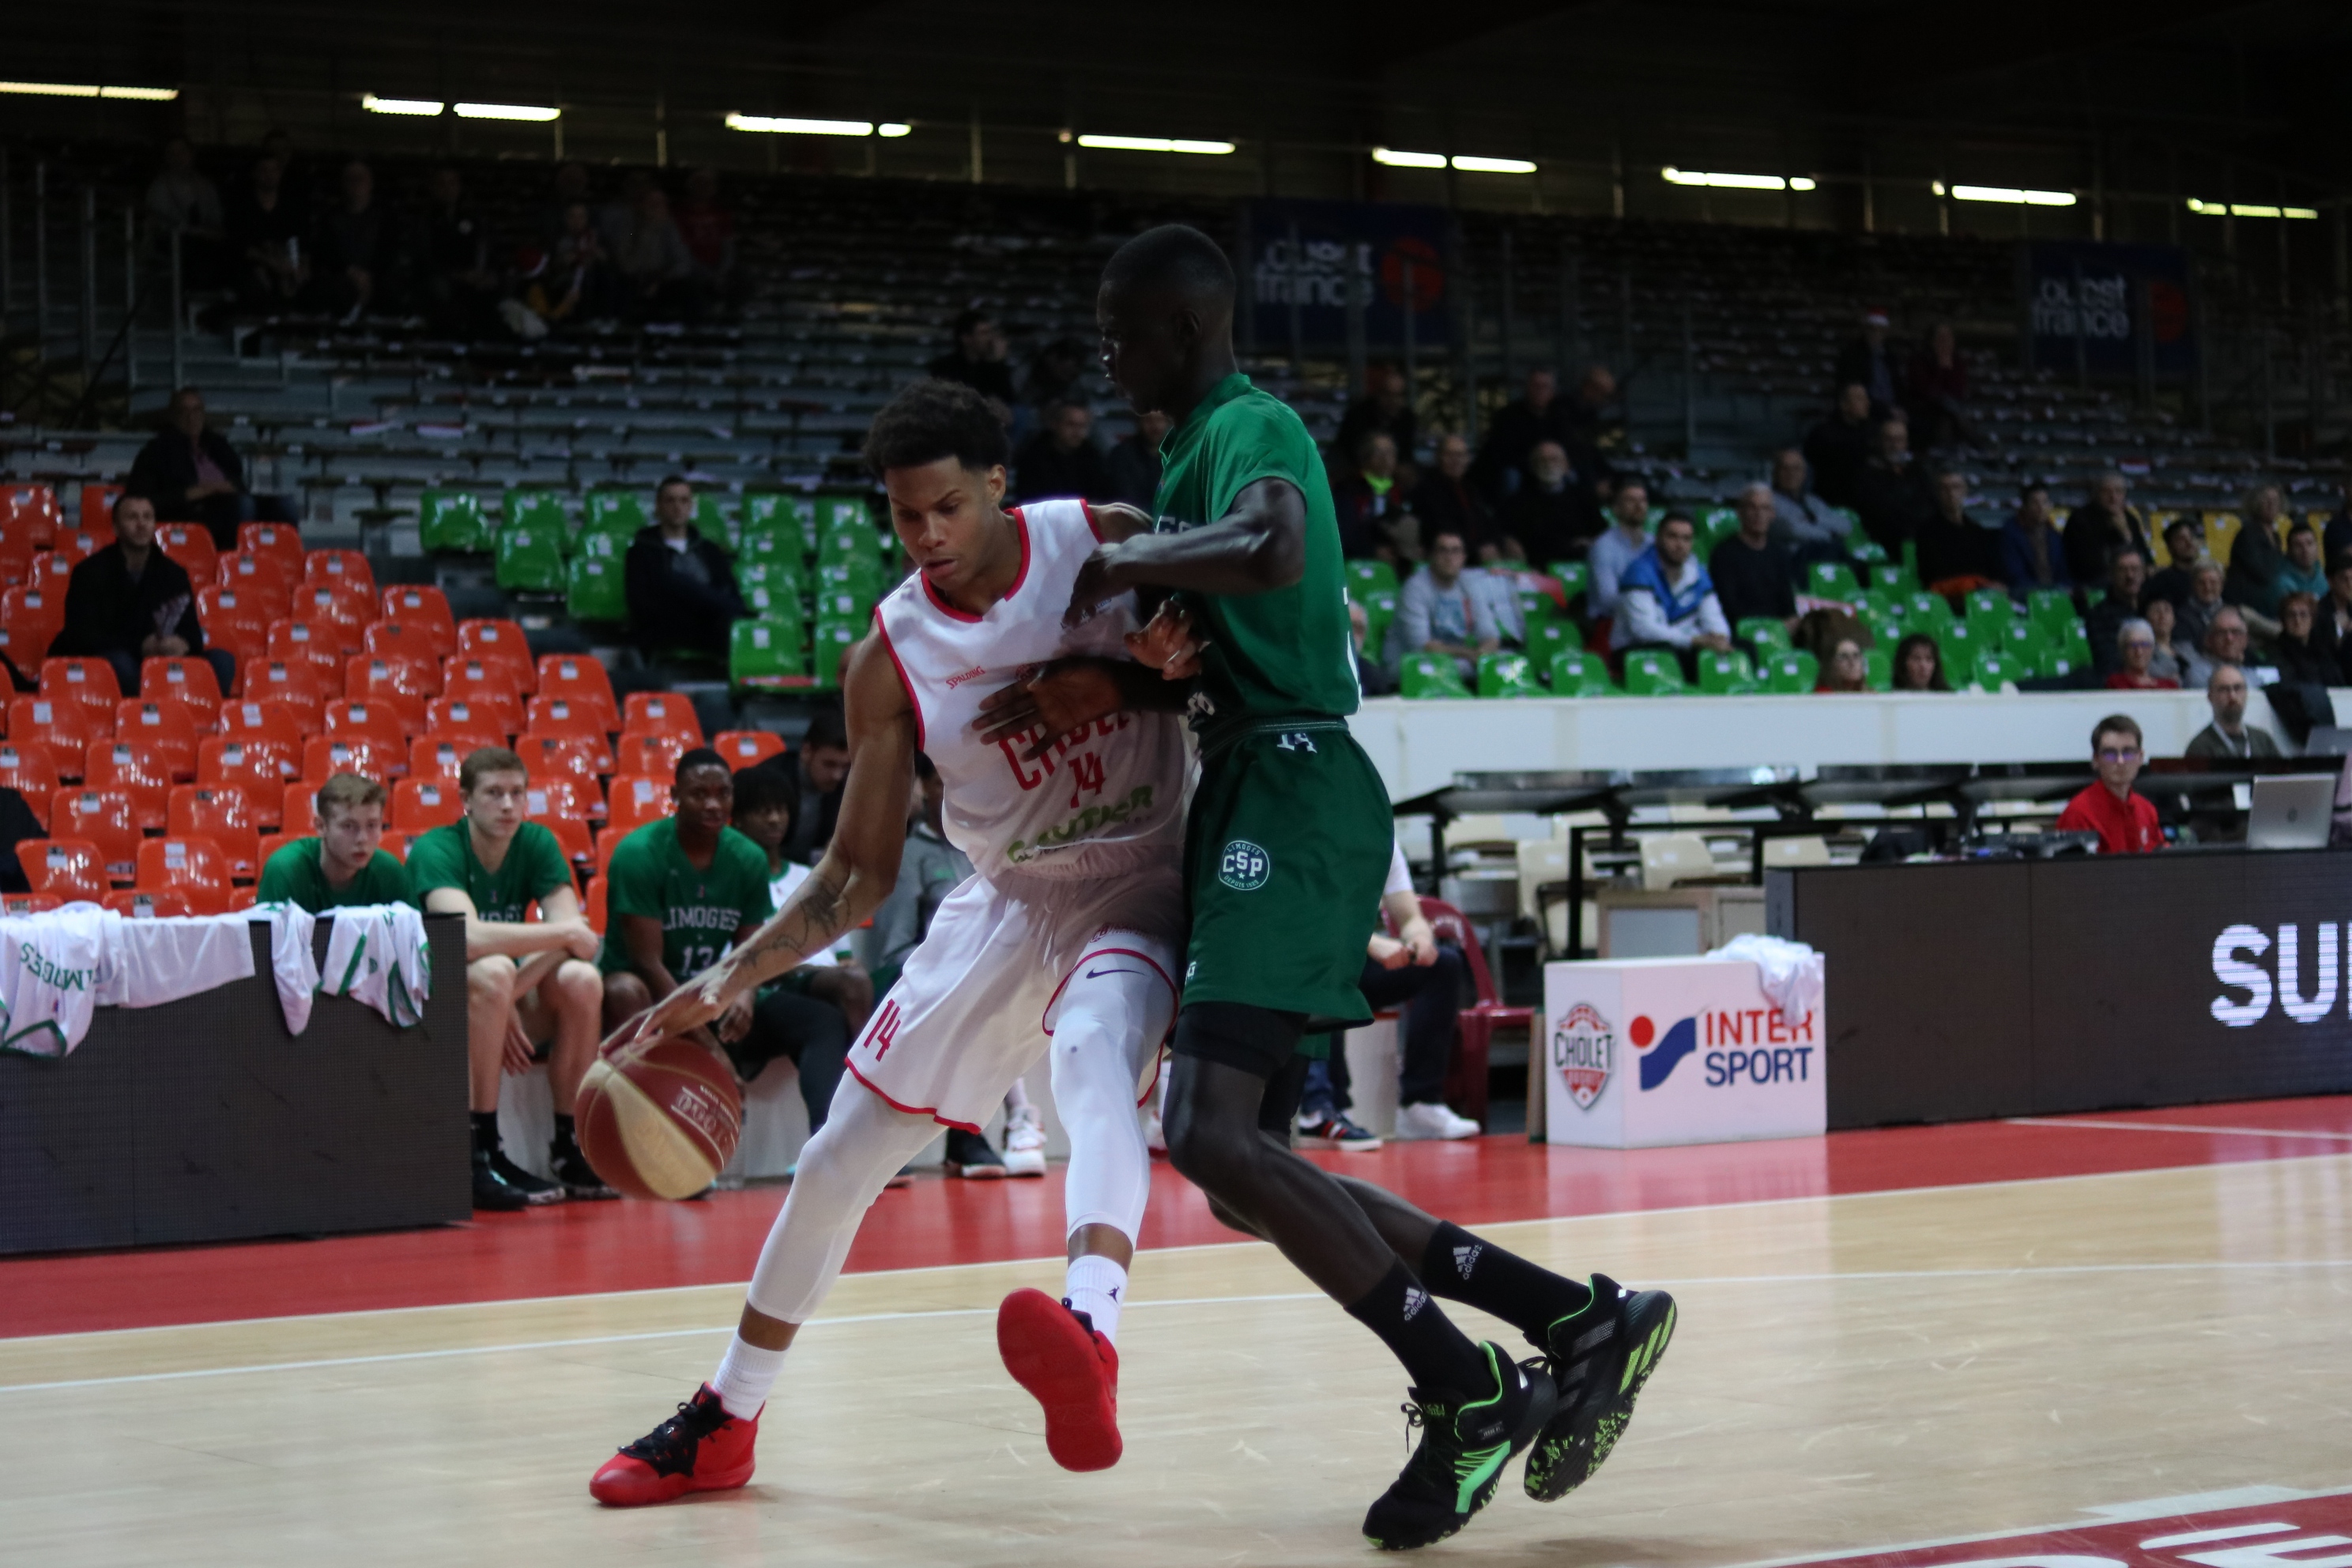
[1217,839,1271,891]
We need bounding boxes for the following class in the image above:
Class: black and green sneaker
[1521,1272,1675,1502]
[1363,1343,1557,1551]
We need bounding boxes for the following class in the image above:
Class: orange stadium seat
[1,586,65,663]
[0,623,52,675]
[81,738,174,829]
[381,586,457,656]
[50,789,142,883]
[113,699,201,781]
[198,737,299,824]
[616,732,688,781]
[515,733,603,792]
[392,778,464,834]
[280,782,318,838]
[138,835,235,915]
[713,729,786,770]
[242,662,327,733]
[216,551,294,616]
[421,698,510,753]
[217,699,309,752]
[531,805,594,866]
[302,734,401,786]
[623,692,703,746]
[2,484,59,544]
[0,741,60,827]
[1,892,62,914]
[341,660,428,729]
[364,622,446,684]
[169,784,262,881]
[582,873,606,934]
[266,619,345,687]
[303,548,375,597]
[296,583,371,651]
[439,662,525,730]
[18,838,106,903]
[106,888,193,918]
[323,698,408,752]
[40,658,122,729]
[455,619,535,692]
[377,828,411,862]
[27,551,74,594]
[77,483,121,532]
[237,523,304,577]
[525,697,615,772]
[142,657,225,726]
[0,524,40,589]
[50,527,109,566]
[409,737,469,785]
[9,696,97,777]
[157,525,219,585]
[537,656,619,728]
[527,775,598,824]
[605,774,671,839]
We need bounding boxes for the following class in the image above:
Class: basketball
[574,1037,743,1200]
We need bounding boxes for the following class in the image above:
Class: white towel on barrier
[247,902,320,1035]
[1709,933,1825,1021]
[319,904,432,1027]
[0,904,114,1057]
[94,908,258,1011]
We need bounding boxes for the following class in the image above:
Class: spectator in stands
[1851,415,1935,554]
[2180,605,2254,692]
[2226,483,2291,624]
[1392,526,1499,680]
[1502,440,1601,570]
[55,491,232,699]
[2176,559,2226,659]
[1472,367,1572,502]
[612,187,704,322]
[1106,408,1170,509]
[413,167,499,338]
[411,745,606,1210]
[1020,337,1092,431]
[2324,474,2352,567]
[527,200,616,326]
[2185,662,2280,760]
[2271,592,2339,686]
[224,155,307,308]
[1559,365,1620,486]
[2324,552,2352,643]
[255,773,413,910]
[1804,383,1875,508]
[1332,432,1410,560]
[1917,469,1998,594]
[1348,599,1396,696]
[927,309,1016,405]
[2272,520,2327,608]
[1585,477,1655,620]
[1768,447,1852,561]
[1834,308,1900,415]
[2106,619,2179,691]
[1412,433,1499,563]
[130,387,272,550]
[144,137,224,286]
[1999,482,2072,599]
[1013,401,1114,506]
[2143,597,2185,685]
[723,763,869,1136]
[1891,632,1951,692]
[625,475,744,660]
[1709,483,1799,633]
[1610,511,1730,665]
[2061,472,2151,590]
[1903,322,1973,449]
[2144,518,2207,608]
[786,708,850,863]
[1817,637,1870,693]
[2085,548,2147,677]
[313,159,394,320]
[539,160,593,251]
[674,168,740,305]
[1335,362,1415,477]
[2056,716,2163,854]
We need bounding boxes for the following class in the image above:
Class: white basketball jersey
[872,499,1188,884]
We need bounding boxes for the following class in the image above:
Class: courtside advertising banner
[1544,957,1826,1148]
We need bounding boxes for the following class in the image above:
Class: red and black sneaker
[588,1385,759,1506]
[997,1287,1121,1472]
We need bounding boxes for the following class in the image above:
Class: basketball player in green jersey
[975,224,1675,1550]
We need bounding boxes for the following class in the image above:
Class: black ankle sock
[470,1110,500,1158]
[1344,1260,1490,1397]
[1419,1221,1592,1340]
[551,1113,578,1155]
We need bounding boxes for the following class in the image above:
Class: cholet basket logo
[1552,1001,1615,1110]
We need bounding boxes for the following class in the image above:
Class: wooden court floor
[4,1137,2350,1566]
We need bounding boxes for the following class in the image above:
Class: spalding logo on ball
[575,1036,744,1200]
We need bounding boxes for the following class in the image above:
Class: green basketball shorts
[1178,719,1393,1030]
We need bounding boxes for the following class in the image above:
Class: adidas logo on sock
[1453,1244,1482,1279]
[1402,1287,1428,1320]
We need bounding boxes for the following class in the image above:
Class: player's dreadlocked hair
[863,377,1009,479]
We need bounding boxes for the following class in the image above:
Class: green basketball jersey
[1152,372,1360,730]
[598,816,775,981]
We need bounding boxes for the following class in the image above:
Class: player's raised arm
[622,633,917,1045]
[1065,477,1305,627]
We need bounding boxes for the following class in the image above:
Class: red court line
[7,1095,2350,1339]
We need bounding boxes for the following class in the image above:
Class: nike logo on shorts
[1084,966,1150,980]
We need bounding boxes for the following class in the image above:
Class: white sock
[1004,1078,1034,1113]
[1065,1254,1129,1345]
[710,1332,786,1419]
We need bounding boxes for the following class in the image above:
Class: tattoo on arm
[747,864,849,974]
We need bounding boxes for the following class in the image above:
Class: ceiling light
[454,101,560,122]
[1374,148,1447,169]
[1934,183,2075,206]
[726,113,873,136]
[0,81,179,100]
[1662,166,1811,191]
[1075,134,1234,155]
[2186,198,2316,220]
[1451,155,1536,175]
[878,122,911,138]
[363,94,445,117]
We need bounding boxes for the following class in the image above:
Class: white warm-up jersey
[871,498,1189,884]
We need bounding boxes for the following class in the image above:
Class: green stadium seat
[1697,511,1740,553]
[1547,649,1615,695]
[816,496,871,535]
[1514,586,1560,628]
[1399,654,1472,699]
[817,556,888,600]
[586,492,647,535]
[419,491,489,553]
[1864,647,1892,691]
[1936,621,1981,671]
[503,488,569,537]
[730,620,809,689]
[564,556,627,621]
[1808,562,1861,600]
[1346,560,1400,598]
[1861,610,1906,650]
[744,492,815,547]
[1547,562,1589,604]
[1989,619,2045,663]
[1476,653,1545,699]
[1758,650,1819,694]
[2027,589,2079,632]
[1358,588,1399,658]
[737,556,810,597]
[1846,537,1888,564]
[494,526,565,594]
[742,586,808,630]
[1902,592,1955,631]
[1868,563,1916,594]
[812,588,874,623]
[1736,616,1792,654]
[1695,649,1758,695]
[2045,622,2091,676]
[811,619,861,688]
[573,526,629,561]
[1970,651,2027,691]
[1622,650,1689,695]
[692,496,736,554]
[1527,621,1578,663]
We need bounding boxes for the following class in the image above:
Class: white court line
[9,1259,2352,1397]
[2009,1116,2352,1142]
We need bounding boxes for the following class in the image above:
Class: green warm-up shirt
[405,820,575,922]
[254,838,416,913]
[597,817,775,981]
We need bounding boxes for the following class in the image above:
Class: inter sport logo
[1632,1009,1817,1091]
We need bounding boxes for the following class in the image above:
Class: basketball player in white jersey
[588,379,1200,1506]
